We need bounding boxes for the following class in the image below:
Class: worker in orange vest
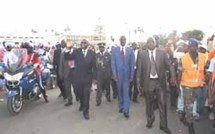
[178,38,206,134]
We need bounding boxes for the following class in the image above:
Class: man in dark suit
[95,42,112,106]
[111,36,135,119]
[65,39,96,120]
[59,39,76,106]
[136,37,176,134]
[53,41,66,99]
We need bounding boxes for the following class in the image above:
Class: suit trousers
[111,79,118,98]
[117,78,130,114]
[145,79,168,128]
[56,71,66,98]
[64,69,75,103]
[76,81,92,114]
[96,76,111,104]
[129,69,138,100]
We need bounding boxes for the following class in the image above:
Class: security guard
[95,42,112,106]
[178,38,206,134]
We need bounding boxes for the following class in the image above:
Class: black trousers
[76,81,92,114]
[56,72,66,98]
[129,69,138,100]
[111,79,118,98]
[145,79,168,128]
[64,69,76,103]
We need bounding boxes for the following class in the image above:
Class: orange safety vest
[180,53,206,87]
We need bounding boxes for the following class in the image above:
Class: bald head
[120,36,126,46]
[146,37,156,50]
[81,39,89,49]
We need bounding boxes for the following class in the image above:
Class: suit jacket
[136,49,175,92]
[59,49,75,80]
[96,51,111,79]
[65,48,96,84]
[111,46,135,81]
[53,48,62,71]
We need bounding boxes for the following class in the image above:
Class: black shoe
[107,98,111,102]
[146,122,153,128]
[119,109,123,113]
[132,99,138,103]
[96,103,101,106]
[64,102,73,106]
[83,113,90,120]
[124,113,129,119]
[160,127,172,134]
[79,107,83,111]
[113,95,117,99]
[188,123,195,134]
[44,95,49,103]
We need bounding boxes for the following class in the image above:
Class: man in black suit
[53,41,66,99]
[136,37,176,134]
[65,39,96,120]
[59,39,76,106]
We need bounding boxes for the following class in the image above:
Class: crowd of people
[1,35,215,134]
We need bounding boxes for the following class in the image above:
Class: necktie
[121,47,124,59]
[150,51,157,76]
[83,50,86,57]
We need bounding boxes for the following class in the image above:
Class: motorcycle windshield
[3,48,28,74]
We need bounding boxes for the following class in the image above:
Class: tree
[182,29,204,41]
[158,34,168,46]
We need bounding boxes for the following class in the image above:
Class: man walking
[111,35,135,118]
[136,37,175,134]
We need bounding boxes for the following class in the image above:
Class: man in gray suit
[95,42,112,106]
[136,37,176,134]
[59,39,76,106]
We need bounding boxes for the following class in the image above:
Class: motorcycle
[41,52,56,90]
[4,48,44,115]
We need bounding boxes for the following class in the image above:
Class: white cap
[199,44,207,50]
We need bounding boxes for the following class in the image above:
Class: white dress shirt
[148,49,158,79]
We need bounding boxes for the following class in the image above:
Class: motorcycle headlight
[28,70,34,76]
[4,72,24,81]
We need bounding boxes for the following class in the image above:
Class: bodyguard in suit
[59,39,75,106]
[95,42,112,106]
[136,37,176,134]
[65,39,96,120]
[111,36,135,118]
[53,41,66,99]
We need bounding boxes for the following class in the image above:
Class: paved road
[0,89,213,134]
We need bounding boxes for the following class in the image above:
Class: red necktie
[121,47,124,59]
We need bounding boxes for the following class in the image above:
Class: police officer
[178,38,206,134]
[22,42,48,103]
[95,42,112,106]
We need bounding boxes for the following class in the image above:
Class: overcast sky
[0,0,214,41]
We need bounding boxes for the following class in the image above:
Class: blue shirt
[208,57,215,72]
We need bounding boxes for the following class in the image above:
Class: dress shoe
[160,127,172,134]
[146,122,153,128]
[107,98,111,102]
[64,102,73,107]
[79,107,83,111]
[119,109,123,113]
[132,99,138,103]
[43,95,49,103]
[124,113,129,119]
[83,113,90,120]
[96,103,101,106]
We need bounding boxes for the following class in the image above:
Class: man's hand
[129,77,133,83]
[170,77,177,86]
[138,85,143,96]
[112,76,118,82]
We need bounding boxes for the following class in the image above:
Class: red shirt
[26,53,41,75]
